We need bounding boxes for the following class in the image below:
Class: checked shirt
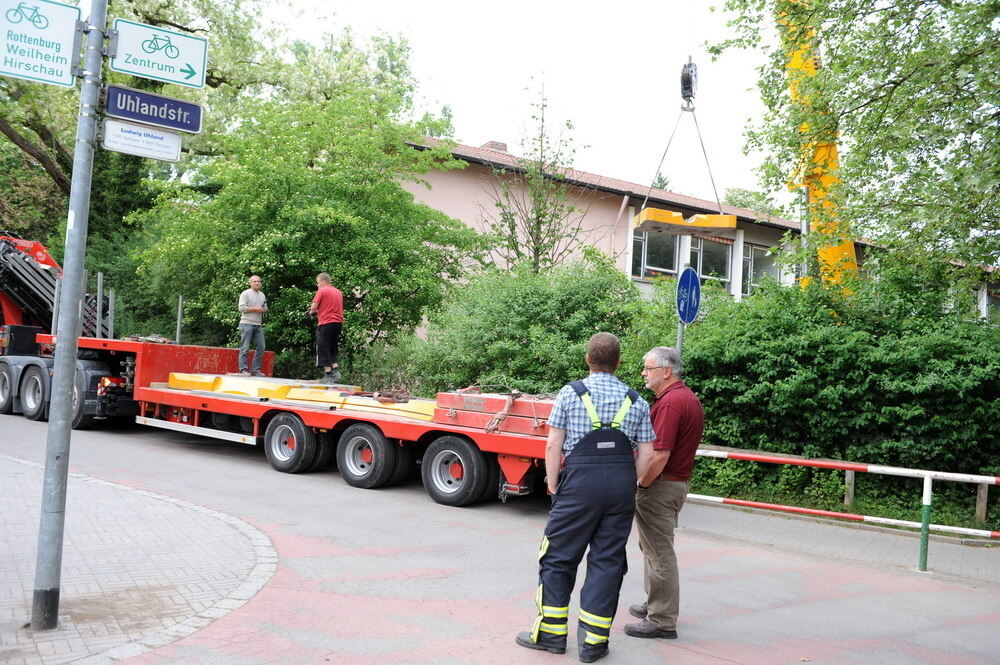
[547,372,655,455]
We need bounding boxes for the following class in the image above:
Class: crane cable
[639,109,685,213]
[640,58,724,215]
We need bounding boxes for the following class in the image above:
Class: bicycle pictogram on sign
[141,33,180,59]
[5,2,49,29]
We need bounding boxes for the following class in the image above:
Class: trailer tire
[421,436,489,507]
[388,443,416,486]
[477,453,502,503]
[337,423,396,489]
[71,372,96,430]
[263,413,316,474]
[308,432,336,472]
[0,364,14,414]
[20,365,47,421]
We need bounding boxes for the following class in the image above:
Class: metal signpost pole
[31,0,108,631]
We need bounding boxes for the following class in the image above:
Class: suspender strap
[611,389,638,429]
[570,381,636,431]
[570,381,602,429]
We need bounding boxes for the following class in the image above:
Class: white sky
[272,0,773,204]
[79,0,774,204]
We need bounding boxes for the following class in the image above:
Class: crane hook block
[681,60,698,105]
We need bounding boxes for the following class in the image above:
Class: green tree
[723,187,784,220]
[0,141,64,239]
[132,84,477,375]
[482,94,593,273]
[650,173,671,190]
[712,0,1000,273]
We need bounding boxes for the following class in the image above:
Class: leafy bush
[410,252,642,395]
[674,280,1000,477]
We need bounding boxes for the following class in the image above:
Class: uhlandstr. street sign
[109,18,207,88]
[0,0,80,87]
[676,266,701,325]
[104,84,202,133]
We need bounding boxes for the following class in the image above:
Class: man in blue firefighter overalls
[516,332,655,663]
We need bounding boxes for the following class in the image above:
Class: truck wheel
[20,366,47,421]
[337,423,396,489]
[263,413,316,473]
[388,443,416,486]
[0,364,14,414]
[421,436,489,507]
[71,373,96,430]
[307,432,336,472]
[477,453,502,503]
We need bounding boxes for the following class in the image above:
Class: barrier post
[918,475,932,571]
[844,469,855,507]
[975,483,988,524]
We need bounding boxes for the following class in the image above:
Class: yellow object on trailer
[166,372,436,422]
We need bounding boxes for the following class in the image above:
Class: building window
[690,237,730,284]
[742,244,780,295]
[631,232,678,279]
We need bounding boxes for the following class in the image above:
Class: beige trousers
[635,479,689,630]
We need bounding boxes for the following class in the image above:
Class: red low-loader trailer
[0,332,553,507]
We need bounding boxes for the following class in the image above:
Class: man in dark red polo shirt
[624,346,704,640]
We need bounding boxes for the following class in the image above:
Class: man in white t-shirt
[237,275,267,376]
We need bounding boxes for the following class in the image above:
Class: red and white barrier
[687,494,1000,539]
[695,449,1000,486]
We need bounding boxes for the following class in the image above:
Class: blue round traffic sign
[676,267,701,324]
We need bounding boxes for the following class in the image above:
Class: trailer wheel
[308,432,336,472]
[388,443,416,486]
[263,413,317,474]
[421,436,489,507]
[0,364,14,414]
[20,366,47,421]
[71,373,95,430]
[477,453,502,503]
[337,423,396,489]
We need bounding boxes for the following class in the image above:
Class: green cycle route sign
[0,0,82,87]
[109,18,207,88]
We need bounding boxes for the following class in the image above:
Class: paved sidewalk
[0,454,276,665]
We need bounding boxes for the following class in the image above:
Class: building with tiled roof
[405,140,996,316]
[405,139,799,300]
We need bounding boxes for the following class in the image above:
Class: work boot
[578,643,609,663]
[624,619,677,639]
[628,602,647,619]
[515,631,566,654]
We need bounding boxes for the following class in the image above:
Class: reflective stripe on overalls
[531,381,638,648]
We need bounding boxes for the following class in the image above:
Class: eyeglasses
[641,365,664,372]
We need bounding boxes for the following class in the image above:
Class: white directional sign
[110,19,207,89]
[0,0,81,87]
[102,118,182,162]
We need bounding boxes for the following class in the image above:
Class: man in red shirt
[307,273,344,384]
[625,346,704,641]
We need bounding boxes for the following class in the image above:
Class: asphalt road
[2,416,998,665]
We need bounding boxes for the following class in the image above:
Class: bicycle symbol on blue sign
[5,3,49,29]
[676,267,701,325]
